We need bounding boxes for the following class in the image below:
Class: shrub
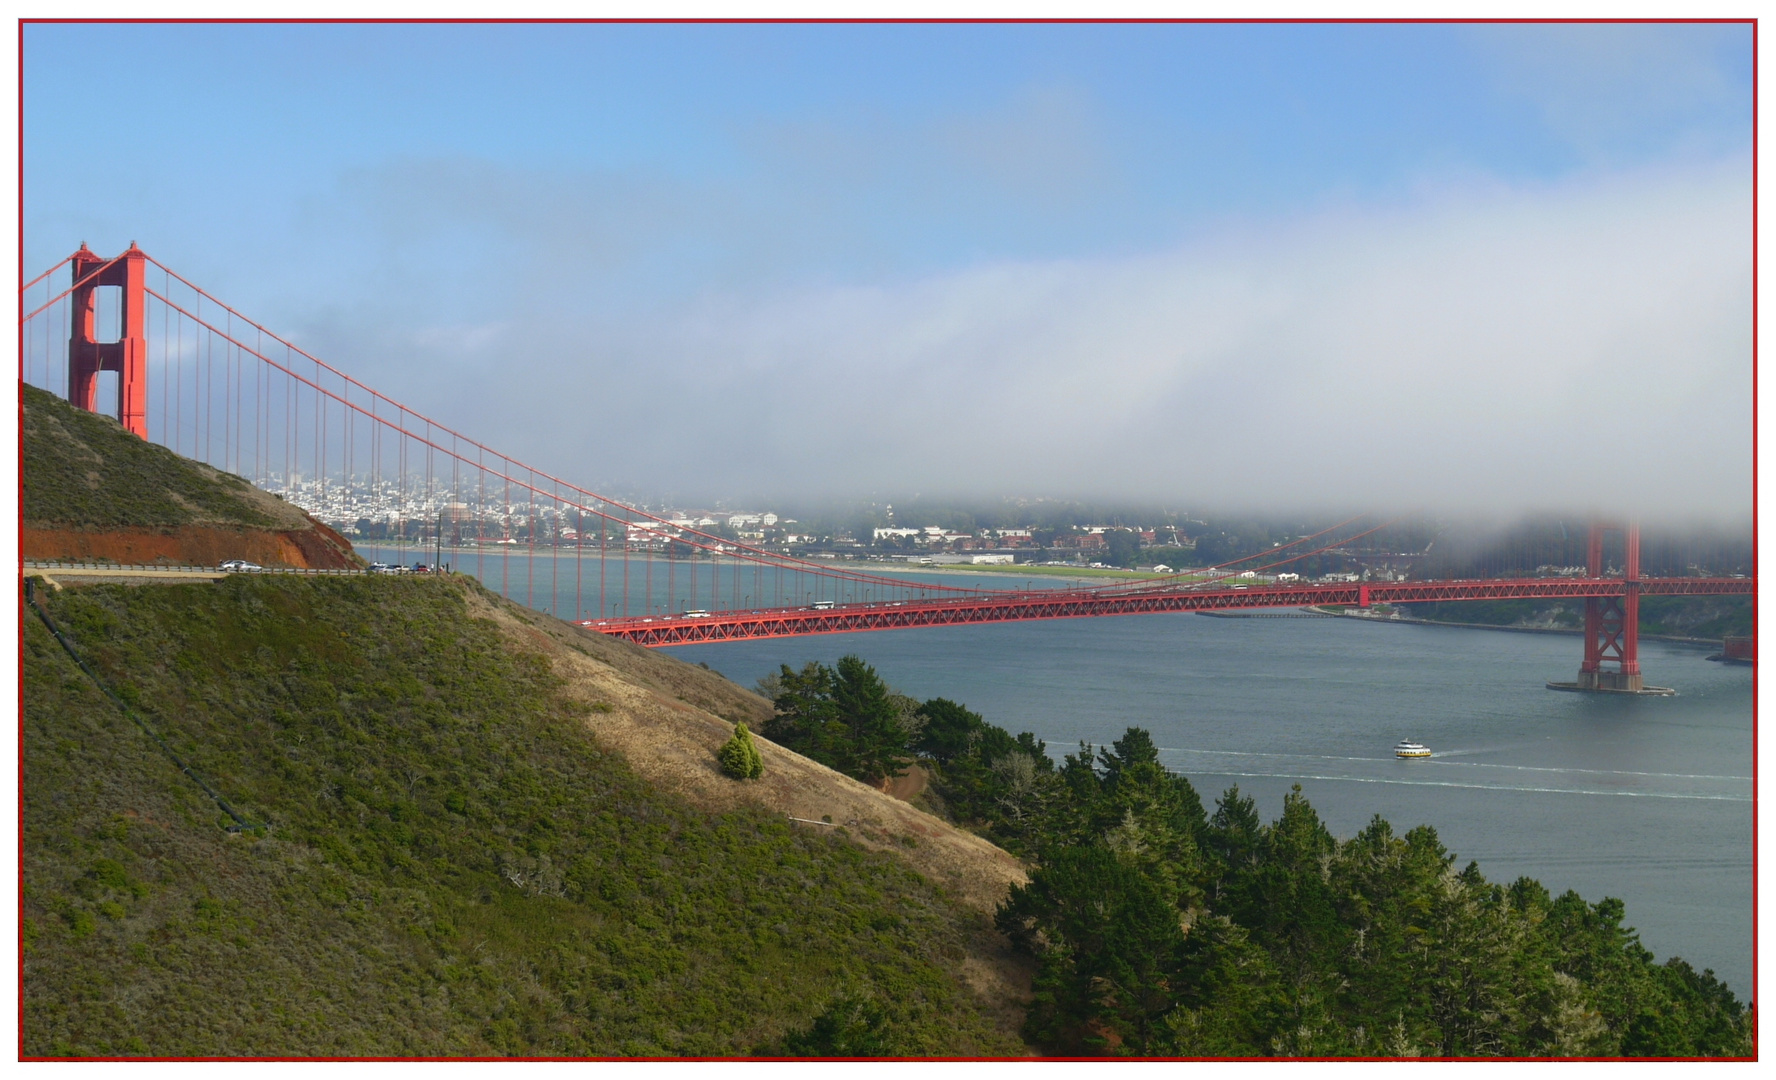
[718,721,764,780]
[774,994,892,1056]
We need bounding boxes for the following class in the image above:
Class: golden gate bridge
[20,245,1754,693]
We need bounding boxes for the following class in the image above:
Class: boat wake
[1159,746,1748,783]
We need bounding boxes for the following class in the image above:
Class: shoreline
[1315,608,1722,648]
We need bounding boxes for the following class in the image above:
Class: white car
[219,560,263,572]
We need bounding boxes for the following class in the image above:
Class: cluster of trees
[996,735,1750,1056]
[758,659,1752,1058]
[757,656,925,784]
[757,657,1054,847]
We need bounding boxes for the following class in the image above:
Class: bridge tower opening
[67,243,149,439]
[1550,521,1673,696]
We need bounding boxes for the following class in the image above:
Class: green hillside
[22,573,1019,1056]
[22,381,295,529]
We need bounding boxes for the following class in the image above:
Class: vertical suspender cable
[524,467,534,608]
[575,487,584,623]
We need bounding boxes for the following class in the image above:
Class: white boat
[1394,739,1432,759]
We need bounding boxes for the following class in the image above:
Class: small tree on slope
[719,721,764,780]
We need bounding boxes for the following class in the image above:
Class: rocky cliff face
[20,521,358,568]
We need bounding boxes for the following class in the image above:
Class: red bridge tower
[1550,521,1672,695]
[67,243,150,438]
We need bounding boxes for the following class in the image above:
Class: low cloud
[297,155,1750,522]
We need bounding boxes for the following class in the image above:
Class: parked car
[369,562,402,574]
[219,560,263,571]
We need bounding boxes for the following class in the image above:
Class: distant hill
[1401,596,1752,640]
[21,381,357,568]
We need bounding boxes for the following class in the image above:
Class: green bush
[718,721,764,780]
[772,994,893,1056]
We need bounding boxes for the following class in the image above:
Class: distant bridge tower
[1550,521,1671,695]
[67,242,150,438]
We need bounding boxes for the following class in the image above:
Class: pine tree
[718,721,764,780]
[758,656,918,783]
[832,655,914,783]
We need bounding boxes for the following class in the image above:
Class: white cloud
[477,156,1745,519]
[287,153,1749,523]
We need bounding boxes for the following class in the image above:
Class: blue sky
[21,22,1754,516]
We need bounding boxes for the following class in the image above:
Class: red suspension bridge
[20,245,1754,692]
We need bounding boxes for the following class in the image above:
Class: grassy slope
[21,381,298,529]
[455,585,1031,922]
[22,574,1021,1056]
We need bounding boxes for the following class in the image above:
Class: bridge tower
[67,243,150,438]
[1550,521,1671,695]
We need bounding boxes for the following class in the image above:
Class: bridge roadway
[580,576,1756,646]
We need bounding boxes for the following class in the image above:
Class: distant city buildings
[269,477,1407,579]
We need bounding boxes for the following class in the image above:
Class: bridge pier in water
[1548,522,1674,696]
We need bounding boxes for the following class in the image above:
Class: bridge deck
[579,576,1755,646]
